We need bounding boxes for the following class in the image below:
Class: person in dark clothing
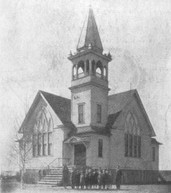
[62,164,69,189]
[80,170,85,189]
[84,169,89,189]
[115,166,122,190]
[88,169,92,189]
[97,169,103,189]
[108,169,112,189]
[75,170,80,189]
[71,167,76,189]
[93,169,98,189]
[105,169,110,189]
[102,169,106,189]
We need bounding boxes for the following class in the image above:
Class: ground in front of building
[1,181,171,193]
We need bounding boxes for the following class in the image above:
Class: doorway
[74,144,86,166]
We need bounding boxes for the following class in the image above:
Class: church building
[19,8,161,184]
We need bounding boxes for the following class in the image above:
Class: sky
[0,0,171,170]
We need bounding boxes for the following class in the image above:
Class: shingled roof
[19,89,155,137]
[77,7,103,52]
[108,89,136,114]
[108,89,156,136]
[40,90,71,125]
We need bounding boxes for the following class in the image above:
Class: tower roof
[77,7,103,53]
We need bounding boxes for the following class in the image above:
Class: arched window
[104,67,107,78]
[32,107,53,157]
[77,61,84,78]
[96,61,103,78]
[92,60,96,74]
[124,112,141,158]
[86,60,89,74]
[73,65,77,79]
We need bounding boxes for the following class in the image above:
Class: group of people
[62,165,122,190]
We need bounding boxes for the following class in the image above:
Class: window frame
[97,104,102,123]
[78,103,85,124]
[124,112,141,159]
[98,139,103,158]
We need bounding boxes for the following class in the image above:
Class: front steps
[38,167,72,186]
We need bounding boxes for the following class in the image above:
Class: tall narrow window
[129,134,133,157]
[37,133,42,156]
[48,132,52,155]
[42,133,47,156]
[125,133,129,157]
[78,104,84,124]
[138,136,141,158]
[32,134,37,157]
[98,139,103,158]
[125,112,141,158]
[152,147,155,161]
[97,104,102,123]
[134,135,137,157]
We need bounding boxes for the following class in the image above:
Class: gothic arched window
[124,112,141,158]
[32,107,53,157]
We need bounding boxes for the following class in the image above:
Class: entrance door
[74,144,86,166]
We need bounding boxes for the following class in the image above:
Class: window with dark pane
[48,132,52,155]
[98,139,103,158]
[37,133,42,156]
[124,112,141,158]
[97,104,102,123]
[32,134,37,157]
[78,104,84,124]
[42,133,47,156]
[125,133,128,157]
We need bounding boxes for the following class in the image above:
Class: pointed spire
[77,7,103,53]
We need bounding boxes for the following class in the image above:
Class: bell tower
[68,8,112,131]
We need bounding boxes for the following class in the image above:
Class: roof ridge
[39,90,70,101]
[108,89,136,98]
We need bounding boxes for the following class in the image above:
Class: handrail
[46,157,71,170]
[47,157,59,168]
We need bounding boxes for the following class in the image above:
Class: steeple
[68,8,112,130]
[77,7,103,53]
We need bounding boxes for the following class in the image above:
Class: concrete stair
[38,166,72,186]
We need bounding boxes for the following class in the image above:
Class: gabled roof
[77,7,103,52]
[108,89,136,114]
[106,111,121,131]
[108,89,156,137]
[40,90,71,125]
[19,90,74,133]
[19,89,156,138]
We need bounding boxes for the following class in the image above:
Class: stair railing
[43,157,71,175]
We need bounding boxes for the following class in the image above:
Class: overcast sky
[0,0,171,170]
